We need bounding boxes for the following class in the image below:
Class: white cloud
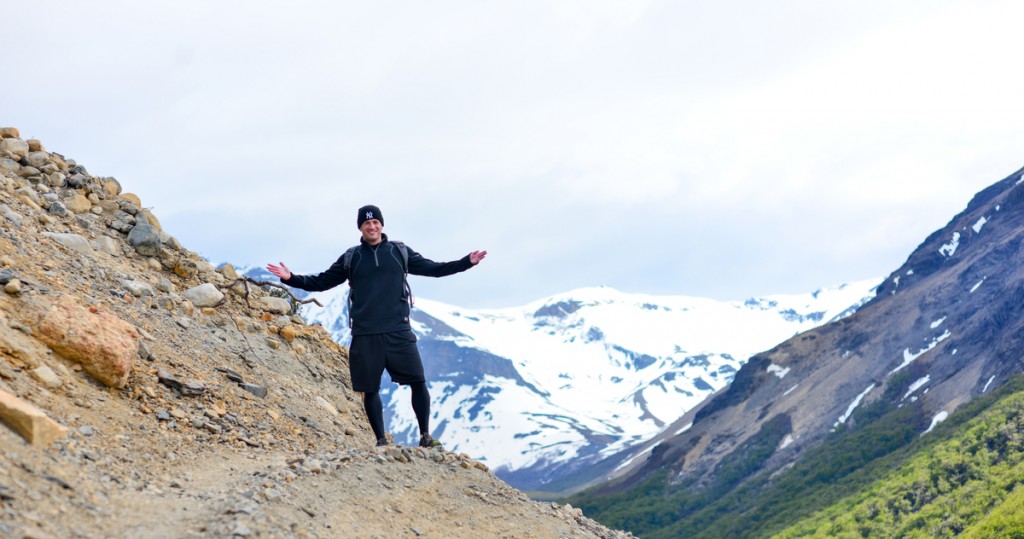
[4,0,1024,307]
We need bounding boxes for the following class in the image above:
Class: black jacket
[283,234,473,335]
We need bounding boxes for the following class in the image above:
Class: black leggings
[363,382,431,441]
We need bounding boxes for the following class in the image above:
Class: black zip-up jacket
[283,234,473,336]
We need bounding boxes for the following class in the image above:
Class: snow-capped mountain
[301,280,879,493]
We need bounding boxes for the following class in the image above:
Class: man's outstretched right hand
[267,262,292,281]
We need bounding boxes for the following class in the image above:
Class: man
[267,205,486,448]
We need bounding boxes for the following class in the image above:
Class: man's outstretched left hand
[469,250,487,265]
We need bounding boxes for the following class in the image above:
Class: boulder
[217,263,239,280]
[94,235,120,256]
[0,138,28,158]
[119,192,142,206]
[122,280,154,298]
[183,283,224,308]
[40,232,94,255]
[17,166,40,178]
[27,139,44,152]
[25,151,49,169]
[45,172,66,188]
[100,177,121,197]
[174,259,198,279]
[127,223,162,256]
[0,127,20,138]
[63,194,92,213]
[47,201,68,216]
[1,205,23,227]
[18,295,139,388]
[139,208,162,232]
[259,296,292,315]
[0,388,68,447]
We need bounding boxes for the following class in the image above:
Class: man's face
[360,219,383,245]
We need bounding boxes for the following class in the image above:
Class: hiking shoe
[419,434,442,448]
[376,437,390,447]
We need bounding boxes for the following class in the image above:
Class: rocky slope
[0,127,629,539]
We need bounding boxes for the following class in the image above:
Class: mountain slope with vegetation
[573,375,1024,538]
[570,164,1024,537]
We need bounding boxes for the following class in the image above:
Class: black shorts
[348,330,424,392]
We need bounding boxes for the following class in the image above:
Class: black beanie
[357,205,383,228]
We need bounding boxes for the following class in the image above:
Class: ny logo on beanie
[357,205,384,227]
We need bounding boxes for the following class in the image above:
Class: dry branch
[216,277,323,309]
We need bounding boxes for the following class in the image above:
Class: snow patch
[906,269,914,276]
[767,364,791,379]
[970,278,986,293]
[891,330,951,375]
[835,384,875,427]
[903,375,930,400]
[674,422,693,436]
[779,434,794,450]
[938,232,960,257]
[783,384,799,396]
[930,317,946,329]
[972,216,988,233]
[923,411,949,435]
[983,375,996,393]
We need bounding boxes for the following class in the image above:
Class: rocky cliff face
[0,127,629,538]
[602,164,1024,496]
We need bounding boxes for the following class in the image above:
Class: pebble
[4,279,20,294]
[79,426,95,437]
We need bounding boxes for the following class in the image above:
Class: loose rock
[127,223,162,257]
[183,283,224,308]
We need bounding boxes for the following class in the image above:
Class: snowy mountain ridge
[297,279,879,493]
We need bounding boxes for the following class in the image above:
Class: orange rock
[279,325,298,342]
[19,295,140,388]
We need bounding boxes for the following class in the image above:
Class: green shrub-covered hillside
[570,376,1024,539]
[777,382,1024,538]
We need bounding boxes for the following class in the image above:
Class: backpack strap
[390,241,414,307]
[342,245,359,327]
[341,245,360,276]
[390,241,410,273]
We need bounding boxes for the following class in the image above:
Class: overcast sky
[5,1,1024,308]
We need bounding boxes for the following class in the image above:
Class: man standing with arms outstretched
[267,205,486,448]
